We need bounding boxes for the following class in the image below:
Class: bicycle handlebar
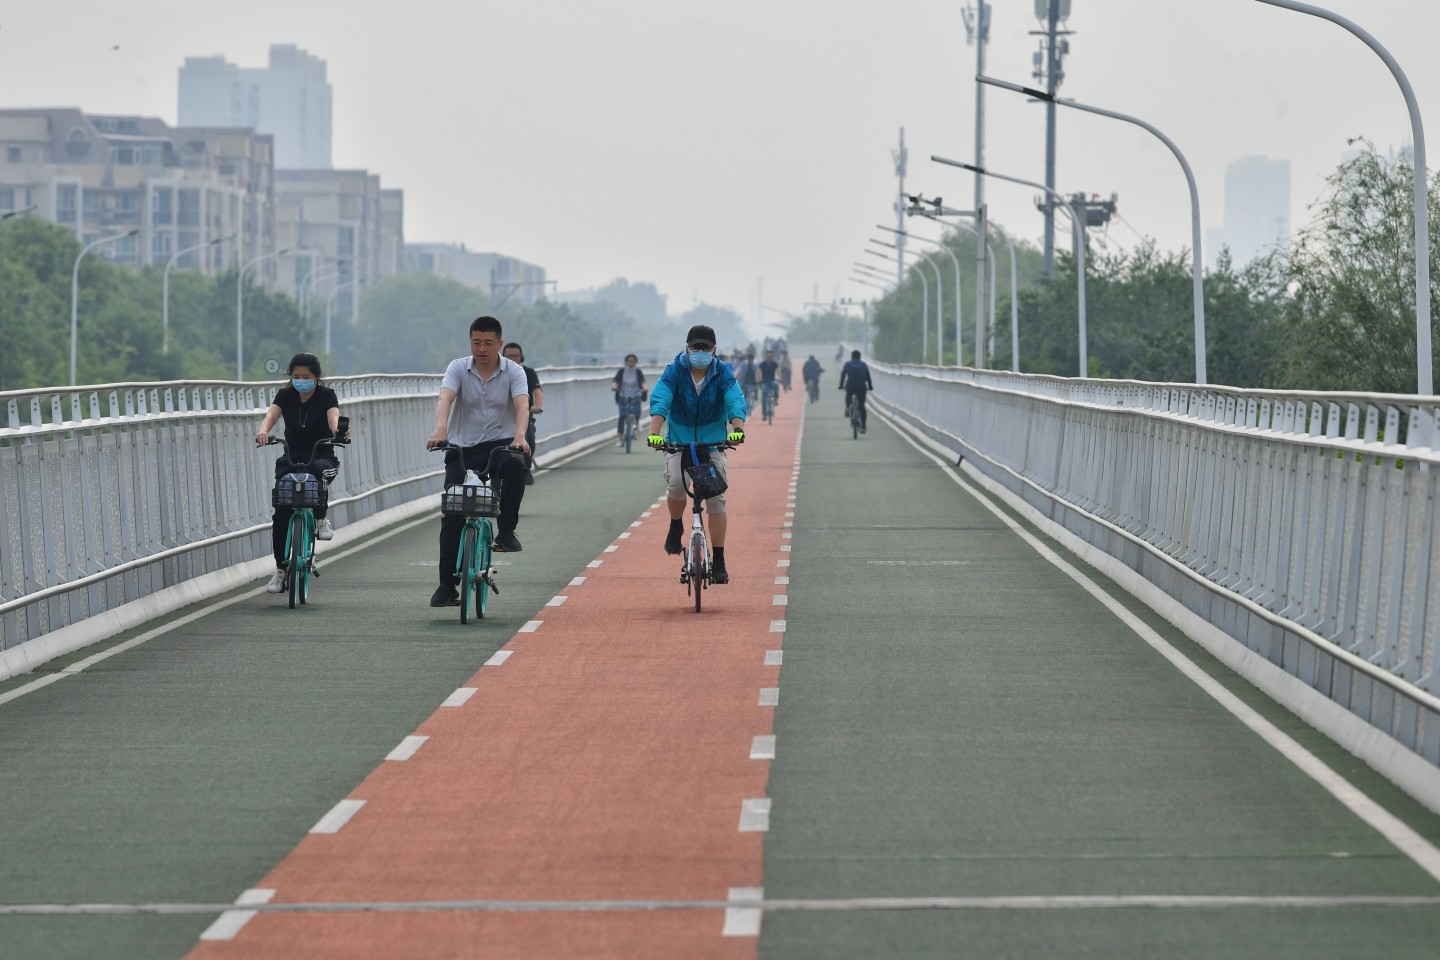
[260,435,349,463]
[649,440,739,455]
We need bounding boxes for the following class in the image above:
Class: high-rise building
[406,243,549,307]
[178,44,332,169]
[1214,155,1290,268]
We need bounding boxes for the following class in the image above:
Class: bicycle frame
[263,435,347,607]
[431,441,521,622]
[653,440,735,612]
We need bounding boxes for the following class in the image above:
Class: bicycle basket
[684,461,728,501]
[272,472,325,509]
[442,482,500,517]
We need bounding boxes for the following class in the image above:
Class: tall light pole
[300,260,350,320]
[867,247,934,363]
[70,229,139,385]
[1252,0,1430,396]
[236,247,292,381]
[879,225,963,365]
[163,234,233,356]
[980,75,1208,385]
[324,279,356,354]
[964,2,992,212]
[934,155,1089,376]
[872,239,945,363]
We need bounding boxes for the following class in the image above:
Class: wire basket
[272,472,326,509]
[442,482,500,517]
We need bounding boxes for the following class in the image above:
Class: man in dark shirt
[838,349,874,432]
[756,349,780,417]
[503,343,543,484]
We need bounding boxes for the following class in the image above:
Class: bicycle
[805,377,820,404]
[845,392,865,439]
[431,443,520,623]
[651,439,738,613]
[263,435,349,609]
[618,396,643,454]
[760,382,778,425]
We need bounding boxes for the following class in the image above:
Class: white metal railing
[872,361,1440,766]
[0,368,629,651]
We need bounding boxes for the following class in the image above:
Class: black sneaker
[494,530,522,553]
[710,560,730,585]
[430,583,459,607]
[524,470,535,486]
[664,525,683,555]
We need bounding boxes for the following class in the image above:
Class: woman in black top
[254,352,346,593]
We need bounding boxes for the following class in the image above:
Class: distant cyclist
[756,349,780,417]
[779,350,792,392]
[611,353,647,448]
[646,323,747,584]
[503,342,542,484]
[254,352,347,593]
[802,355,823,402]
[838,349,873,433]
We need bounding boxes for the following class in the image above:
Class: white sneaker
[265,569,287,593]
[316,518,335,540]
[615,437,625,448]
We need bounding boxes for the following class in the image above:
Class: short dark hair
[503,342,524,358]
[287,352,322,381]
[624,353,638,362]
[851,350,862,360]
[470,316,503,337]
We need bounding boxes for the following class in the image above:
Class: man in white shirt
[426,316,531,607]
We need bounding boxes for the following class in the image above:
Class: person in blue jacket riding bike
[646,323,747,584]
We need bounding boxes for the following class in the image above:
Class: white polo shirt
[441,355,530,446]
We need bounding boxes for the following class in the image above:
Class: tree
[343,273,486,374]
[676,303,746,352]
[593,278,668,328]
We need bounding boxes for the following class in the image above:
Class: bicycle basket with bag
[272,472,326,509]
[442,482,500,517]
[682,444,728,501]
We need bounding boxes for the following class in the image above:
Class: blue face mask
[292,378,316,393]
[688,351,713,370]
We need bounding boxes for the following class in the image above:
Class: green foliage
[592,277,668,328]
[676,302,747,352]
[341,273,486,374]
[785,309,855,344]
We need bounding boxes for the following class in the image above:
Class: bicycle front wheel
[624,417,634,454]
[287,514,306,609]
[459,524,478,624]
[691,530,706,613]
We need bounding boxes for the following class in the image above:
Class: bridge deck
[1,396,1438,958]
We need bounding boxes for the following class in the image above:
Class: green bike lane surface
[758,404,1440,959]
[0,440,664,960]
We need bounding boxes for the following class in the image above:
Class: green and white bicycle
[431,443,519,623]
[264,435,348,609]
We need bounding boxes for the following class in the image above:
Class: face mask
[292,378,316,393]
[689,351,713,370]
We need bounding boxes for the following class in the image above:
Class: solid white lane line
[750,735,776,760]
[546,596,568,606]
[739,798,771,832]
[441,687,477,708]
[770,620,786,632]
[879,406,1440,885]
[309,799,365,835]
[722,887,764,937]
[485,651,513,666]
[759,688,779,706]
[765,650,783,666]
[198,888,275,942]
[519,621,542,633]
[386,736,429,761]
[569,577,586,587]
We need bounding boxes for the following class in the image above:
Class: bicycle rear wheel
[624,416,634,454]
[691,530,706,613]
[853,411,861,439]
[476,521,493,618]
[287,514,305,609]
[459,524,478,624]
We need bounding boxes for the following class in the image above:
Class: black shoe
[664,526,683,555]
[524,470,535,486]
[494,530,522,553]
[710,560,730,585]
[430,583,459,607]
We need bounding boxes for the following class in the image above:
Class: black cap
[685,324,717,348]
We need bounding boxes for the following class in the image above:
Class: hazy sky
[3,0,1437,335]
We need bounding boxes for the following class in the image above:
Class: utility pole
[893,128,908,287]
[964,2,992,213]
[1031,0,1074,277]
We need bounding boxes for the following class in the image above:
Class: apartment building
[406,243,550,307]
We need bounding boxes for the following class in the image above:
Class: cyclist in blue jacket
[839,349,873,432]
[646,323,747,584]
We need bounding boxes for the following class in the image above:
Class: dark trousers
[272,457,336,567]
[438,439,526,585]
[845,388,868,428]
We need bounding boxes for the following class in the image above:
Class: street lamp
[70,229,140,385]
[299,258,351,320]
[934,155,1089,377]
[872,239,945,363]
[324,279,356,354]
[1251,0,1430,396]
[236,247,292,381]
[867,247,933,364]
[1,205,37,220]
[880,225,964,365]
[163,234,234,356]
[979,74,1208,385]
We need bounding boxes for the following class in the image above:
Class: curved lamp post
[872,239,945,363]
[934,155,1089,377]
[879,225,964,366]
[979,74,1208,384]
[867,247,934,363]
[1251,0,1429,395]
[70,229,140,385]
[236,247,292,381]
[324,279,357,354]
[163,234,233,356]
[910,201,1019,372]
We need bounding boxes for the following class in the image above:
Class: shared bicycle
[618,397,643,454]
[651,439,739,613]
[263,435,349,609]
[431,442,521,623]
[760,382,778,425]
[845,392,865,439]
